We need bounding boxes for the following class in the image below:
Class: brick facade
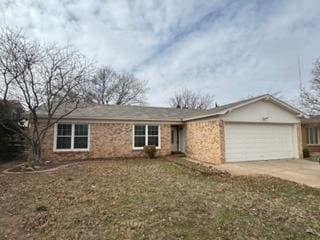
[40,118,301,163]
[185,119,225,165]
[295,123,303,159]
[41,122,171,161]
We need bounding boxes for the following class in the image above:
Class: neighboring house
[0,100,25,160]
[0,100,23,121]
[301,116,320,157]
[38,94,304,164]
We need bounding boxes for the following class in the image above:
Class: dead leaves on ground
[0,158,319,240]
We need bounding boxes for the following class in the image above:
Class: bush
[303,149,310,158]
[144,145,157,158]
[35,205,48,212]
[36,205,48,212]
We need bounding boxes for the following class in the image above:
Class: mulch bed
[167,156,231,177]
[3,159,107,173]
[3,156,231,177]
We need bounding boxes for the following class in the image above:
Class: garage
[224,123,299,162]
[183,94,303,165]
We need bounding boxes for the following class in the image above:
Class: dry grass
[0,157,319,239]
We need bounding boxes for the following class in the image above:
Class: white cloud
[1,0,319,106]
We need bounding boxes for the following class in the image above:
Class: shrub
[144,145,157,158]
[303,149,310,158]
[35,205,48,212]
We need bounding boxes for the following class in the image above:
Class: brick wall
[185,119,225,165]
[295,123,303,158]
[41,122,171,161]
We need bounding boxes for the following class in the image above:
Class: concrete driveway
[216,159,320,188]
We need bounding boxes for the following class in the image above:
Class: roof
[183,94,305,120]
[301,115,320,124]
[36,94,304,122]
[37,104,204,122]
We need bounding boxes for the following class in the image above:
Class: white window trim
[132,125,161,150]
[306,127,320,146]
[53,123,90,152]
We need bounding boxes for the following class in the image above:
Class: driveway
[216,159,320,188]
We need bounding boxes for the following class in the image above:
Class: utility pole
[298,57,302,91]
[298,57,303,105]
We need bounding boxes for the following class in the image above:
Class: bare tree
[87,67,148,105]
[168,88,214,110]
[301,59,320,114]
[86,66,117,104]
[0,27,92,166]
[113,72,147,105]
[0,27,25,100]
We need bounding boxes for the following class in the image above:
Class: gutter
[37,116,185,124]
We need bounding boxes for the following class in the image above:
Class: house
[39,94,304,164]
[0,100,23,121]
[301,116,320,157]
[0,100,25,160]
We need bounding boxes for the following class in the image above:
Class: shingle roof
[301,115,320,123]
[37,104,205,122]
[182,94,269,120]
[37,94,303,122]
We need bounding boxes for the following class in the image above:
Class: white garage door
[225,123,298,162]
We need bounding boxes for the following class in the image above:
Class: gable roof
[183,94,305,121]
[36,94,304,122]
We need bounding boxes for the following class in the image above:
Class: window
[56,124,72,149]
[134,125,146,148]
[148,125,159,146]
[133,125,160,149]
[306,127,319,145]
[74,124,89,149]
[55,123,89,151]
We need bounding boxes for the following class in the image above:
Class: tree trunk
[3,86,8,101]
[28,141,42,166]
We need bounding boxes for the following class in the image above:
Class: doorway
[171,126,179,152]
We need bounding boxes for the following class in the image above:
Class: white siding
[221,100,300,124]
[225,123,299,162]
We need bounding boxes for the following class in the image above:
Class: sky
[1,0,319,107]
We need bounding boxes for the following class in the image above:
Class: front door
[171,127,179,152]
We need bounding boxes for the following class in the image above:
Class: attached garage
[224,123,298,162]
[182,94,304,165]
[218,96,303,163]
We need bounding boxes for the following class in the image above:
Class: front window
[134,125,146,148]
[56,124,72,149]
[133,125,160,149]
[306,127,319,145]
[74,124,89,149]
[55,123,89,150]
[148,125,159,146]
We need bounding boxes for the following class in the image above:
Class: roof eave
[37,115,184,123]
[182,112,223,121]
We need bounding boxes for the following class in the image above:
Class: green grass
[0,158,319,239]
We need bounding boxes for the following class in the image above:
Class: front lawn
[0,158,319,239]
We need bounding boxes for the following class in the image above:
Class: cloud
[1,0,319,106]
